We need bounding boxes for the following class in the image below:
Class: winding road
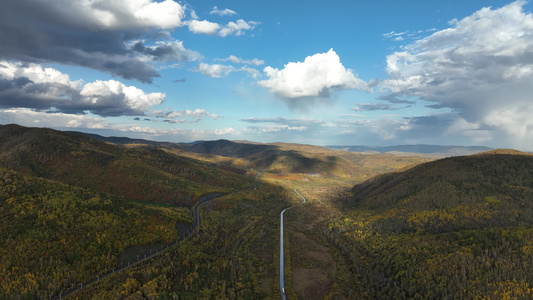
[279,188,307,299]
[52,183,301,299]
[52,192,225,300]
[193,192,226,228]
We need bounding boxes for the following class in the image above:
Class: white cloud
[186,19,258,37]
[238,67,261,79]
[235,56,264,66]
[243,124,306,133]
[352,103,395,111]
[0,0,195,83]
[80,80,164,112]
[339,118,411,141]
[194,63,235,78]
[227,55,241,64]
[215,127,235,135]
[379,0,533,149]
[209,56,263,78]
[0,107,223,143]
[238,116,421,145]
[189,9,199,20]
[0,61,82,89]
[71,0,186,30]
[217,55,264,66]
[187,20,220,35]
[210,6,237,16]
[383,30,408,39]
[219,19,258,37]
[127,0,185,29]
[322,122,337,127]
[0,61,164,116]
[341,113,366,118]
[241,116,338,137]
[193,63,260,78]
[446,118,493,144]
[184,108,218,119]
[149,108,218,123]
[0,108,106,128]
[258,49,369,99]
[483,104,533,146]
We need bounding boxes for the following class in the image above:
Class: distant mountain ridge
[68,132,435,177]
[70,131,493,157]
[327,144,492,156]
[184,139,276,158]
[68,131,183,148]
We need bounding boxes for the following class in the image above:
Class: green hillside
[178,139,431,182]
[0,124,268,299]
[323,151,533,299]
[180,139,365,177]
[0,124,253,206]
[7,124,530,299]
[0,167,191,299]
[74,132,433,180]
[68,181,291,299]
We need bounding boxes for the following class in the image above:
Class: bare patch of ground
[287,204,338,299]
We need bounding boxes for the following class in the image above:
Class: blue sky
[1,0,533,150]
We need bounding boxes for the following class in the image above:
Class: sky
[1,0,533,150]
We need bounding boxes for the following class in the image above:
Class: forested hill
[324,150,533,299]
[0,124,295,299]
[71,131,434,179]
[0,124,253,205]
[184,139,276,158]
[176,139,369,177]
[0,124,264,299]
[344,150,533,215]
[177,139,434,179]
[0,167,191,297]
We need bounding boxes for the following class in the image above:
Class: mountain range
[327,144,493,156]
[2,124,533,299]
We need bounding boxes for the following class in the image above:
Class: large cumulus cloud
[0,0,198,83]
[258,49,369,99]
[380,0,533,149]
[0,61,164,116]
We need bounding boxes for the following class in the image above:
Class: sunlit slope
[0,124,253,205]
[324,151,533,299]
[180,139,431,178]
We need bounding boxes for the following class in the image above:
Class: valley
[1,124,533,299]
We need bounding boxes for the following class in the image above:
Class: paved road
[193,192,226,228]
[294,188,307,205]
[279,188,307,299]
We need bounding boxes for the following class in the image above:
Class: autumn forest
[1,124,533,299]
